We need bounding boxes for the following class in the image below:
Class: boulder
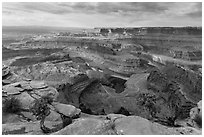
[2,121,62,135]
[2,65,10,78]
[2,80,60,118]
[6,82,21,87]
[20,112,36,121]
[2,92,8,97]
[45,110,62,122]
[20,81,32,90]
[114,116,173,135]
[30,81,48,89]
[197,100,202,116]
[2,113,22,124]
[15,92,36,110]
[114,116,200,135]
[2,123,28,135]
[189,100,202,128]
[2,79,11,85]
[3,86,24,95]
[52,118,116,135]
[33,86,59,100]
[52,102,81,118]
[52,115,201,135]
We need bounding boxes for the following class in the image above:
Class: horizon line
[2,25,202,28]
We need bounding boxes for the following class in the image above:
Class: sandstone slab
[15,92,36,109]
[30,81,48,89]
[33,86,59,100]
[114,116,178,135]
[52,103,81,117]
[53,118,115,135]
[2,121,62,135]
[3,86,24,95]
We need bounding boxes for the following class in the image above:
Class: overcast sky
[2,2,202,28]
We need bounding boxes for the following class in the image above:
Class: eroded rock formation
[56,64,202,127]
[2,63,202,135]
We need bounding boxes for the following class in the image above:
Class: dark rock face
[58,65,201,126]
[163,65,202,103]
[79,80,119,115]
[147,65,201,122]
[107,77,127,93]
[148,65,202,103]
[64,79,96,107]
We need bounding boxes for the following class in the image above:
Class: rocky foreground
[2,64,202,135]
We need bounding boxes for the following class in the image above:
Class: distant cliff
[96,27,202,36]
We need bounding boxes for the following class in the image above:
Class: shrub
[30,96,53,120]
[30,96,55,133]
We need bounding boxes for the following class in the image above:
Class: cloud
[187,11,202,18]
[185,3,202,18]
[1,2,191,15]
[3,2,71,14]
[2,2,202,27]
[57,2,170,15]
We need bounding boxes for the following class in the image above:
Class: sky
[2,2,202,28]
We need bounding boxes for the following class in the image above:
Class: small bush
[30,96,53,120]
[3,97,22,114]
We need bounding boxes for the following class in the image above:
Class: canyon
[2,26,202,135]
